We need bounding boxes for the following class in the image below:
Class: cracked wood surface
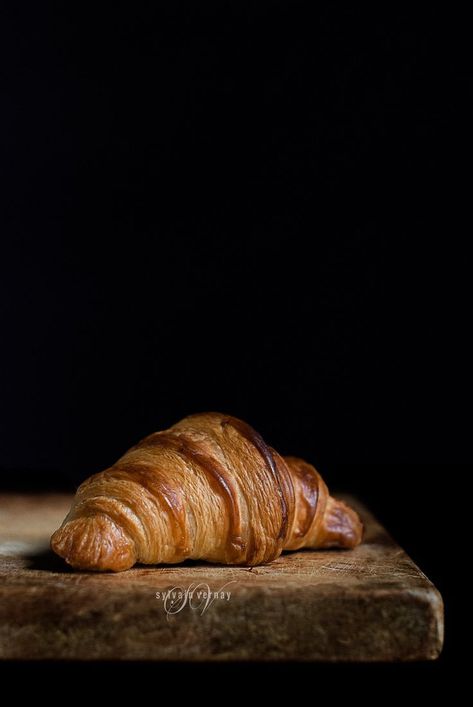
[0,493,443,661]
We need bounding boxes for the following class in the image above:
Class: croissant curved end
[319,497,364,549]
[50,514,137,572]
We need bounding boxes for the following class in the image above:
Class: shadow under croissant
[25,544,358,574]
[26,548,75,573]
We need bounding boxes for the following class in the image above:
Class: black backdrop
[0,2,467,680]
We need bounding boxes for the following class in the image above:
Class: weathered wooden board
[0,493,443,661]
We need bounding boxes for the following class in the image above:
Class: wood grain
[0,493,443,661]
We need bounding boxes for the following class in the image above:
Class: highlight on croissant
[51,412,363,571]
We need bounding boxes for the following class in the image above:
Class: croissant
[51,413,363,571]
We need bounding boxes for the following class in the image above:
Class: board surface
[0,493,443,661]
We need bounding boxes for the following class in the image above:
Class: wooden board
[0,493,443,661]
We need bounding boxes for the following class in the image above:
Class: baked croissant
[51,413,363,571]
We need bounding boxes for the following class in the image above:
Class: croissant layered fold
[51,413,363,571]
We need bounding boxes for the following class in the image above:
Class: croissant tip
[319,497,364,549]
[51,514,136,572]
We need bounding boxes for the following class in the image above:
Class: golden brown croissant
[51,413,362,571]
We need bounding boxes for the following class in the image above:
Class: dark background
[0,2,467,681]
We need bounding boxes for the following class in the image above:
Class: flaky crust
[51,413,363,571]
